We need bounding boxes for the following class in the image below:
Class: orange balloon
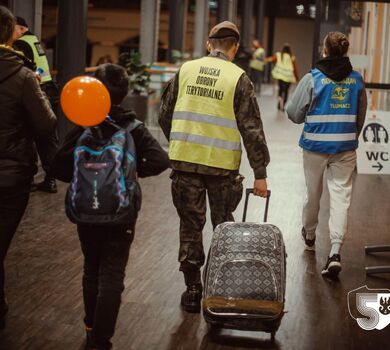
[60,76,111,127]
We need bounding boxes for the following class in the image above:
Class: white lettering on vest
[321,77,357,85]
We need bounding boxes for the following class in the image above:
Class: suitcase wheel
[271,331,276,342]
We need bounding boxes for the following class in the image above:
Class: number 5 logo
[348,285,390,331]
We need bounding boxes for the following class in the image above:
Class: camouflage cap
[208,21,240,40]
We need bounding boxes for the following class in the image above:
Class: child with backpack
[53,63,170,350]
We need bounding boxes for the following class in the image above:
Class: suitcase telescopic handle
[242,189,271,223]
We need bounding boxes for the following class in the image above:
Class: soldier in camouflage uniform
[159,21,270,313]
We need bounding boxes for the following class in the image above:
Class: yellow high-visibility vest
[271,52,296,83]
[169,56,244,170]
[249,47,265,71]
[18,34,52,84]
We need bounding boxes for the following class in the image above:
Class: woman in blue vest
[286,32,367,279]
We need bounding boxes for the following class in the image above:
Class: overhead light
[209,1,218,9]
[296,4,305,15]
[309,5,316,18]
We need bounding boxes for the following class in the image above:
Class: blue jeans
[78,224,134,350]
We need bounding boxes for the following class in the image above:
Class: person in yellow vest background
[267,43,299,111]
[159,21,270,313]
[13,16,59,194]
[249,39,265,94]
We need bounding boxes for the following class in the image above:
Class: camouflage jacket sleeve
[234,74,270,179]
[158,73,179,140]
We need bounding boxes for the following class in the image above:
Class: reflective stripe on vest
[249,47,265,71]
[18,34,52,84]
[169,56,244,170]
[173,111,239,129]
[303,132,357,142]
[170,132,241,151]
[306,114,356,123]
[299,68,364,154]
[271,52,296,83]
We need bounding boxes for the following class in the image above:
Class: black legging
[278,80,291,108]
[78,224,134,350]
[37,82,59,179]
[0,183,30,311]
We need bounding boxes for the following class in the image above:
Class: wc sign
[357,110,390,174]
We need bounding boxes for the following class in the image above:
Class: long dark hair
[281,43,292,61]
[0,6,15,44]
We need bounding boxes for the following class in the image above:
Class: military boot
[181,284,202,313]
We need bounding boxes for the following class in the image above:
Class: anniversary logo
[348,285,390,330]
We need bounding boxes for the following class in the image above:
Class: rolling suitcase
[202,189,286,339]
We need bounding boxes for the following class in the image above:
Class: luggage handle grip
[242,189,271,223]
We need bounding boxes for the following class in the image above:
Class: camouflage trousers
[171,170,244,285]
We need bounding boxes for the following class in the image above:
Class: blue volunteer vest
[299,68,364,154]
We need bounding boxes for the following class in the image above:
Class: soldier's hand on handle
[253,179,268,197]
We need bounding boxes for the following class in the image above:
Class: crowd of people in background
[236,38,299,111]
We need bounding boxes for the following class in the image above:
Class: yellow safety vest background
[18,34,52,84]
[169,56,244,170]
[271,52,296,83]
[249,47,265,71]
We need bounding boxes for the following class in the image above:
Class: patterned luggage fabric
[202,190,286,336]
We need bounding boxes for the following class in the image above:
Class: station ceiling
[42,0,317,19]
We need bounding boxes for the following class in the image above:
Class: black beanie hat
[16,16,28,28]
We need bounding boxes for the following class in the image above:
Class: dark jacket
[159,51,270,180]
[0,46,57,187]
[52,106,170,183]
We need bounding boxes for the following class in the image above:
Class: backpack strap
[126,119,143,133]
[85,119,142,143]
[104,118,142,133]
[124,120,142,160]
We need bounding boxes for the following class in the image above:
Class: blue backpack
[65,120,142,225]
